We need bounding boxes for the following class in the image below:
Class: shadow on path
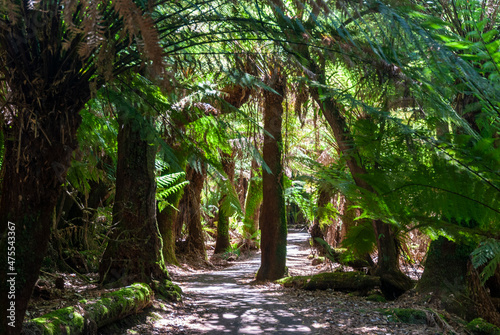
[174,229,318,334]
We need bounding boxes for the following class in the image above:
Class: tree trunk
[156,140,189,266]
[256,70,287,281]
[241,162,262,250]
[99,113,168,287]
[277,272,380,292]
[417,237,500,326]
[176,164,207,258]
[157,198,182,266]
[0,94,87,335]
[214,151,235,254]
[310,187,330,251]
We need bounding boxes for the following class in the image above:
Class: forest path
[175,229,318,334]
[99,229,444,334]
[162,230,442,335]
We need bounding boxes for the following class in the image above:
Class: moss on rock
[467,318,500,334]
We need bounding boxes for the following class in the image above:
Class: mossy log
[276,272,380,292]
[23,283,153,335]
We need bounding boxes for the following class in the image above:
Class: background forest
[1,0,500,334]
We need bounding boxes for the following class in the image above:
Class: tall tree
[242,160,263,249]
[98,89,169,286]
[262,0,413,296]
[175,163,207,258]
[256,67,288,281]
[214,151,236,254]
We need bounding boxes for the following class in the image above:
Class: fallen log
[22,282,153,335]
[276,271,381,292]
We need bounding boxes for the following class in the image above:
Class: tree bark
[214,151,235,254]
[417,237,500,326]
[310,187,330,251]
[242,163,263,250]
[157,195,182,266]
[0,93,88,335]
[175,164,207,258]
[99,113,168,287]
[256,70,288,281]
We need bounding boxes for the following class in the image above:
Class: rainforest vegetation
[1,0,500,334]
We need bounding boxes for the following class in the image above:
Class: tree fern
[471,239,500,285]
[156,171,189,212]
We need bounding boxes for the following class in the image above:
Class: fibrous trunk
[310,89,412,298]
[256,70,287,281]
[99,113,168,286]
[176,164,207,258]
[242,163,262,249]
[215,151,235,254]
[310,187,330,251]
[0,97,87,335]
[417,237,500,326]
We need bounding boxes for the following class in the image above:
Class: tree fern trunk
[98,112,168,286]
[157,201,181,266]
[310,188,329,251]
[0,100,85,335]
[242,162,262,249]
[256,70,287,281]
[215,151,235,254]
[176,164,207,258]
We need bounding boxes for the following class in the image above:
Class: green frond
[471,239,500,285]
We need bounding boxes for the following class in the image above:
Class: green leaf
[482,61,497,72]
[482,29,498,43]
[445,41,472,50]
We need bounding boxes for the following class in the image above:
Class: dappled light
[2,0,500,334]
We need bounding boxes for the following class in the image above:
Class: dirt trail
[163,230,442,335]
[176,230,319,334]
[99,229,446,334]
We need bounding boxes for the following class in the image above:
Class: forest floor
[98,228,465,334]
[27,228,469,334]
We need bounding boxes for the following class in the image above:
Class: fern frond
[471,239,500,285]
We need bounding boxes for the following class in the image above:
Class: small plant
[382,308,427,324]
[366,293,386,303]
[222,243,241,260]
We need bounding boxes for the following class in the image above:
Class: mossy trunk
[417,237,500,326]
[0,96,88,334]
[99,113,168,287]
[157,197,182,266]
[215,152,235,254]
[339,197,356,245]
[256,70,287,281]
[242,162,262,249]
[310,187,330,250]
[175,164,207,258]
[157,145,188,266]
[23,283,153,335]
[276,272,380,292]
